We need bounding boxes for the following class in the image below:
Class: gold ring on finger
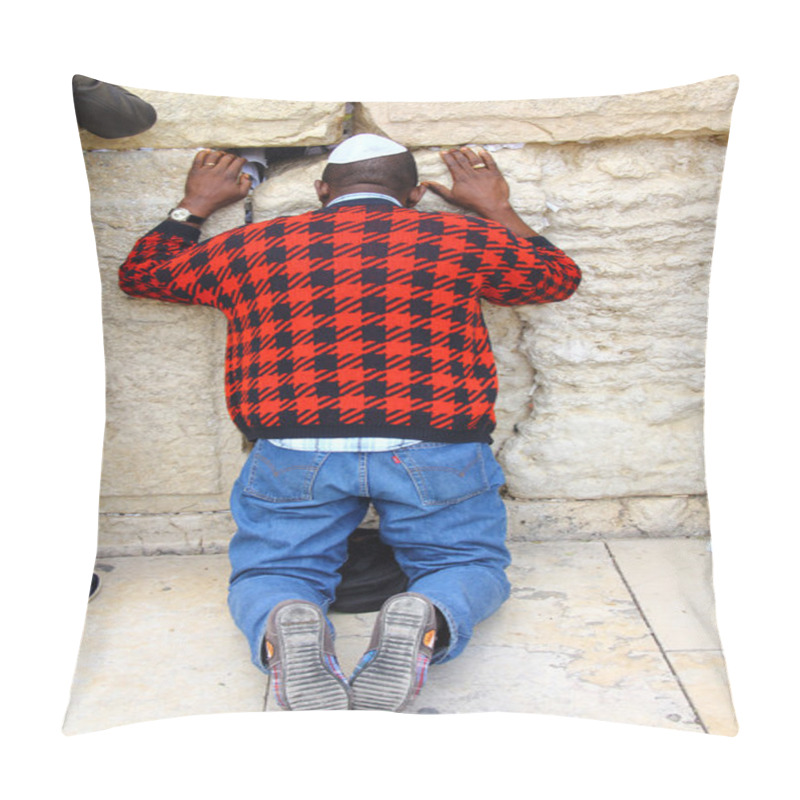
[472,163,487,169]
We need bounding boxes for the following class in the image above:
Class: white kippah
[327,133,408,165]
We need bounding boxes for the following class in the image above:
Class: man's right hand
[177,149,252,223]
[424,147,538,239]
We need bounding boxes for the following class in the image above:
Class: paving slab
[385,542,703,731]
[63,555,266,734]
[606,538,738,735]
[64,541,734,735]
[667,651,738,736]
[606,538,722,650]
[263,542,707,731]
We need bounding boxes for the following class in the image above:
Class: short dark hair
[321,150,418,192]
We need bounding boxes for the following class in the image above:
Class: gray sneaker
[264,600,351,711]
[349,593,437,712]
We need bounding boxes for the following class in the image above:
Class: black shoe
[89,572,101,602]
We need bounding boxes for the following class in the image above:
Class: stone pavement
[63,538,737,736]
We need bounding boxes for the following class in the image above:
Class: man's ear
[315,179,331,205]
[405,184,427,208]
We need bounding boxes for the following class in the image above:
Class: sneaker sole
[272,603,350,711]
[350,594,432,712]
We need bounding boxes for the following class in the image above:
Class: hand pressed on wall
[179,149,252,222]
[424,147,538,240]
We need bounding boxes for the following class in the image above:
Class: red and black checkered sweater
[120,198,581,443]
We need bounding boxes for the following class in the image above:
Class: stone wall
[81,77,738,555]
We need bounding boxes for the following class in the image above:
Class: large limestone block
[79,87,348,151]
[97,511,236,557]
[355,75,737,146]
[83,149,246,513]
[252,154,328,219]
[85,149,246,319]
[505,496,710,540]
[489,139,725,500]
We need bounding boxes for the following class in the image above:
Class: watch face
[170,208,191,221]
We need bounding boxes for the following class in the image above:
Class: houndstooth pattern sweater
[119,198,581,443]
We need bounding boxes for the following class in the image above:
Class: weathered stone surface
[63,554,264,734]
[505,495,710,541]
[483,138,724,501]
[251,154,328,219]
[96,493,709,557]
[79,88,348,151]
[355,75,737,146]
[66,543,733,733]
[83,82,732,553]
[96,511,235,557]
[84,150,245,518]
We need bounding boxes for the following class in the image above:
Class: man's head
[315,134,426,208]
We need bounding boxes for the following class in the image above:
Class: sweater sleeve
[118,220,235,307]
[478,224,582,306]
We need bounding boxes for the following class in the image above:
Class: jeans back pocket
[396,443,493,506]
[242,441,329,503]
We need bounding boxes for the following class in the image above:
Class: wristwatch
[168,207,206,224]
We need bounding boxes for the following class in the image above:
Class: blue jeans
[227,440,511,674]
